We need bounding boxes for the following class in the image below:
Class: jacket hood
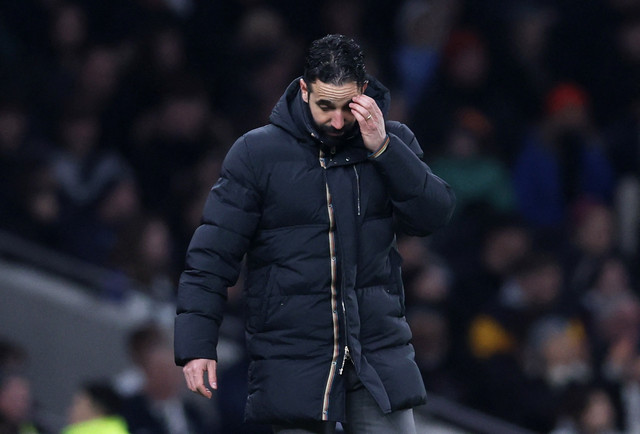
[269,75,392,141]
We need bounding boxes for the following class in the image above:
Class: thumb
[208,360,218,390]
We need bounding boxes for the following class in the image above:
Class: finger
[196,381,212,399]
[208,360,218,390]
[190,365,211,398]
[353,94,380,117]
[183,365,196,392]
[350,103,374,128]
[350,105,367,124]
[183,360,212,398]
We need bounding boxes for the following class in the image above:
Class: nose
[331,111,344,130]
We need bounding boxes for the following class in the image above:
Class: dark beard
[316,122,360,149]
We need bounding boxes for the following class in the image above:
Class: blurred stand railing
[417,394,537,434]
[0,228,114,294]
[0,228,536,434]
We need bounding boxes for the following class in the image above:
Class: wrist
[368,135,390,159]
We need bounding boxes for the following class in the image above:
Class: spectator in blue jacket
[512,82,615,237]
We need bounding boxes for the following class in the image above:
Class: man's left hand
[350,94,386,153]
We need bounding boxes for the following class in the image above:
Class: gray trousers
[273,362,417,434]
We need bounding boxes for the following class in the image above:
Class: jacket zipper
[319,150,341,421]
[353,165,361,216]
[341,164,358,374]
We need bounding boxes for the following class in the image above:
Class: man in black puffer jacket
[175,34,456,433]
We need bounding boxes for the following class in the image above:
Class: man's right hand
[183,358,217,399]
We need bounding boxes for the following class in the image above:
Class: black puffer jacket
[175,76,456,424]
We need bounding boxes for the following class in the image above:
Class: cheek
[309,106,330,124]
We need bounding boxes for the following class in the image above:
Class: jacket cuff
[368,135,390,159]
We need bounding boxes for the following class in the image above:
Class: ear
[300,79,309,103]
[361,81,368,94]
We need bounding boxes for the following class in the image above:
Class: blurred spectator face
[592,257,631,296]
[0,106,27,152]
[0,375,32,425]
[448,107,493,157]
[410,263,451,304]
[618,18,640,63]
[444,30,488,88]
[251,49,299,100]
[23,164,61,224]
[530,319,591,387]
[509,5,556,62]
[141,346,184,400]
[579,390,617,433]
[237,7,286,50]
[597,294,640,343]
[79,47,122,103]
[542,324,588,369]
[519,263,562,306]
[397,0,460,47]
[140,218,171,268]
[68,389,98,425]
[235,7,301,121]
[447,129,478,158]
[545,83,591,132]
[159,95,209,140]
[398,237,429,274]
[574,203,614,256]
[322,0,363,38]
[552,105,589,133]
[97,178,140,224]
[51,4,86,52]
[483,226,531,275]
[152,28,185,72]
[61,114,99,156]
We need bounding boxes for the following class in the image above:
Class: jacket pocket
[246,266,279,332]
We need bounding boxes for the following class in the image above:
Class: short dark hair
[303,34,366,90]
[126,322,167,365]
[83,381,123,416]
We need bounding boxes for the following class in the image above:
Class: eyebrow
[316,99,353,109]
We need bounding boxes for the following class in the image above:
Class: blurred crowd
[1,0,639,432]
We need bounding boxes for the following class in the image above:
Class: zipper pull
[353,166,361,216]
[339,346,351,375]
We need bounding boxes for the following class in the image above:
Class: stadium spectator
[61,382,129,434]
[118,323,214,434]
[512,82,616,239]
[0,339,43,434]
[407,307,471,403]
[431,106,515,219]
[563,200,619,296]
[551,383,622,434]
[107,215,178,301]
[408,27,521,159]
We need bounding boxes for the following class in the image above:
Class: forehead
[309,80,361,102]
